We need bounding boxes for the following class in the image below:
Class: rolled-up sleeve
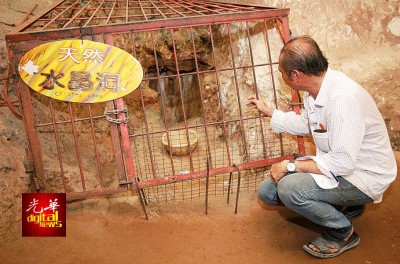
[270,109,311,135]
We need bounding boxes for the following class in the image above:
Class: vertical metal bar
[100,33,127,183]
[281,16,291,42]
[227,171,233,204]
[106,100,126,182]
[105,34,148,219]
[115,98,134,181]
[280,16,305,156]
[129,31,151,198]
[140,31,163,179]
[245,20,268,158]
[3,63,21,117]
[169,28,195,173]
[134,177,149,219]
[205,156,210,215]
[87,104,105,188]
[116,98,148,218]
[129,31,155,203]
[227,23,250,160]
[208,24,233,167]
[265,20,284,156]
[189,26,213,166]
[125,0,129,22]
[234,164,241,214]
[17,77,47,190]
[68,103,86,191]
[48,100,67,192]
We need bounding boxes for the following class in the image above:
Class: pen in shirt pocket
[329,171,339,183]
[314,123,327,133]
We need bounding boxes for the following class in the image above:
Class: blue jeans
[258,172,373,240]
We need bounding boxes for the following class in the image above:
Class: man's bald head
[280,36,328,77]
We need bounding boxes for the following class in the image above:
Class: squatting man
[247,35,397,258]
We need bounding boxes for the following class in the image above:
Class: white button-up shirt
[270,68,397,202]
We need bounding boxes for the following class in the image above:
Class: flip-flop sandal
[302,232,360,258]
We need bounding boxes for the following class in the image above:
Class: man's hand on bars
[246,96,274,117]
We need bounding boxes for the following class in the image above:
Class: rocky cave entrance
[148,67,203,126]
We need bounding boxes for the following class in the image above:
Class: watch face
[287,162,296,172]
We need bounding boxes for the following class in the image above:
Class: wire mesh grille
[6,1,297,208]
[18,0,277,32]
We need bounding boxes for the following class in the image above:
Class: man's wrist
[267,107,275,117]
[286,160,296,173]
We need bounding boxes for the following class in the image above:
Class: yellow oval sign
[18,39,143,103]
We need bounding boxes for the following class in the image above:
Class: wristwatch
[286,160,296,173]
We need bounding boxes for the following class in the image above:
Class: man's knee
[277,173,310,207]
[257,178,280,206]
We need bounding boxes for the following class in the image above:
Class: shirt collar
[314,68,332,107]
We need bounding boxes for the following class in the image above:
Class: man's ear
[291,70,300,81]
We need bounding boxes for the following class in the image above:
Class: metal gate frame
[6,0,305,218]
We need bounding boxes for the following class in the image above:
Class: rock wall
[0,0,399,238]
[222,0,400,148]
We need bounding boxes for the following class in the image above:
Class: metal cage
[6,0,304,217]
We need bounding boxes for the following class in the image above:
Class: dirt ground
[0,153,399,264]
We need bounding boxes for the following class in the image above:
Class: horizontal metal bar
[66,186,128,201]
[135,155,294,189]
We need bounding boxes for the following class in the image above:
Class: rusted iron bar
[205,157,210,215]
[134,177,149,219]
[208,24,233,171]
[190,26,214,170]
[48,100,67,192]
[233,164,241,214]
[67,186,128,201]
[105,99,126,183]
[2,63,22,118]
[115,98,136,182]
[227,171,233,204]
[264,20,284,157]
[142,31,164,179]
[87,104,105,188]
[245,21,268,159]
[169,27,196,174]
[68,103,86,191]
[227,23,250,162]
[280,16,306,156]
[17,76,47,191]
[101,30,127,185]
[136,155,293,189]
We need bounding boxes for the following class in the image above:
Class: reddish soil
[1,153,399,264]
